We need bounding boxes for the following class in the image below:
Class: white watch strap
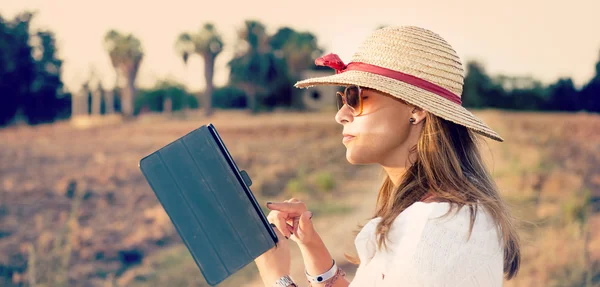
[306,259,338,283]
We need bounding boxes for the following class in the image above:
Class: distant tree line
[0,11,599,126]
[462,60,600,112]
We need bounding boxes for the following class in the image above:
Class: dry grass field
[0,110,598,286]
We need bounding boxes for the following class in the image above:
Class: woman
[254,25,521,287]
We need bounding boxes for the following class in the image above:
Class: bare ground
[1,109,599,286]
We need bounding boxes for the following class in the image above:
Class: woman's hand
[266,198,318,247]
[254,225,292,286]
[266,198,337,283]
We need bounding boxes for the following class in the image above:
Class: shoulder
[386,202,504,286]
[389,201,502,251]
[386,202,503,282]
[392,201,499,235]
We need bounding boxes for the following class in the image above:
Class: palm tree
[103,30,143,118]
[175,23,223,117]
[175,33,193,111]
[270,28,321,78]
[228,20,280,113]
[268,27,322,108]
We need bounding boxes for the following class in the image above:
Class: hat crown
[351,26,464,97]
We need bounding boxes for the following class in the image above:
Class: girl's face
[335,88,417,165]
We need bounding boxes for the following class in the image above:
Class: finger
[284,215,297,234]
[269,223,285,247]
[269,222,280,236]
[284,216,299,234]
[273,211,293,239]
[292,216,300,237]
[286,199,301,235]
[269,223,287,238]
[297,211,314,241]
[266,202,306,215]
[267,210,284,224]
[267,211,287,239]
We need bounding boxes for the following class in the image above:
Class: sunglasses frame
[336,85,364,116]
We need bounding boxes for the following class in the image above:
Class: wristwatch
[273,275,297,287]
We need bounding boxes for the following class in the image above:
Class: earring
[409,118,415,124]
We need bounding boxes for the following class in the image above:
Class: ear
[410,106,427,125]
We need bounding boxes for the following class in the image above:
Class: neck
[380,126,421,186]
[380,145,418,186]
[382,166,407,187]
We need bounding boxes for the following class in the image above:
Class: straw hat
[294,25,503,142]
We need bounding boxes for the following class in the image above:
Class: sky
[2,0,599,92]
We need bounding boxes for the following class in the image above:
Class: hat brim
[295,70,504,142]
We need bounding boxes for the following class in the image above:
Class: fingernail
[266,201,272,206]
[309,212,313,219]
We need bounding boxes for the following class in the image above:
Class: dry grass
[0,109,598,286]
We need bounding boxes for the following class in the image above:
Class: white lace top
[349,202,504,287]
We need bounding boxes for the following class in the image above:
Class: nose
[335,104,354,125]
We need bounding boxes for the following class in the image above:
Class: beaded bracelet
[307,267,346,287]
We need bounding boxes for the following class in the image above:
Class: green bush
[135,80,196,113]
[313,171,335,193]
[212,86,247,109]
[285,178,308,195]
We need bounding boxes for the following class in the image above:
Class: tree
[24,30,65,123]
[270,27,320,76]
[546,78,579,111]
[0,11,66,126]
[227,21,323,112]
[175,23,224,117]
[135,80,195,113]
[462,61,492,108]
[103,30,143,118]
[495,75,546,111]
[228,20,281,113]
[269,27,322,107]
[579,50,600,113]
[0,12,33,125]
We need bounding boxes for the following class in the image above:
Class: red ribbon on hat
[315,53,462,105]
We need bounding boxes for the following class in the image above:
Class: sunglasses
[336,85,364,116]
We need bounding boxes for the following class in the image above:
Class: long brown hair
[344,112,521,280]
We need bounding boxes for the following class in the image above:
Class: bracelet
[307,267,346,287]
[306,259,338,284]
[272,275,297,287]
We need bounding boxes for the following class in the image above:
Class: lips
[342,133,356,143]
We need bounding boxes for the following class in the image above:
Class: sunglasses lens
[336,92,344,110]
[345,86,361,111]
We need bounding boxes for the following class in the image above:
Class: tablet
[138,123,277,286]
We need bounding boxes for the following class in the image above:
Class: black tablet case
[138,123,277,286]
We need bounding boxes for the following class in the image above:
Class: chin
[345,148,375,165]
[346,155,359,165]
